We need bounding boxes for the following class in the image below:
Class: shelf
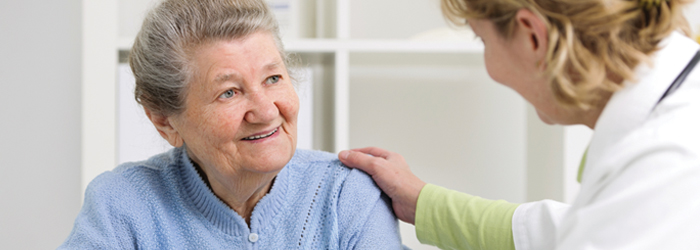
[117,37,484,54]
[286,39,484,53]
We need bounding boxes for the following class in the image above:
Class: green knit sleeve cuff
[415,184,519,250]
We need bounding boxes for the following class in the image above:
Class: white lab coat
[513,32,700,250]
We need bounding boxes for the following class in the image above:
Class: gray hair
[129,0,288,116]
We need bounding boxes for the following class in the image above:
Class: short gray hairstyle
[129,0,287,116]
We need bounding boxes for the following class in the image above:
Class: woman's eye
[266,75,281,84]
[219,89,235,99]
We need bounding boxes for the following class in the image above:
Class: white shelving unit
[118,38,484,53]
[87,0,487,187]
[83,0,700,248]
[82,0,583,249]
[85,2,490,249]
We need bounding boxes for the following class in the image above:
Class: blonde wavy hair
[442,0,694,109]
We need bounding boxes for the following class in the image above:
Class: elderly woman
[59,0,401,249]
[339,0,700,249]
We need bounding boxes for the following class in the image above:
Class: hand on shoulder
[339,147,427,224]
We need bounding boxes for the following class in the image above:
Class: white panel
[117,64,173,164]
[334,50,350,152]
[336,0,350,39]
[296,67,314,150]
[349,53,527,203]
[268,0,317,39]
[315,0,327,38]
[348,54,526,249]
[349,0,446,39]
[526,106,564,202]
[284,39,483,53]
[118,0,159,38]
[267,0,300,39]
[563,125,593,203]
[82,0,118,198]
[685,1,700,35]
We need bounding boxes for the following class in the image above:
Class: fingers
[338,149,384,175]
[348,147,393,159]
[338,147,426,224]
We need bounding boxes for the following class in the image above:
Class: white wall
[350,53,527,202]
[349,53,526,249]
[118,0,159,38]
[350,0,447,39]
[0,0,696,249]
[0,0,82,249]
[685,2,700,35]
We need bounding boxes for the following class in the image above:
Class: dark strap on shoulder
[657,50,700,105]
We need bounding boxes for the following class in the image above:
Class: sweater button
[248,233,259,243]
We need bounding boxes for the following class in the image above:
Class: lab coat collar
[584,31,700,181]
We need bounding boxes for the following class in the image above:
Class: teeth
[244,128,278,140]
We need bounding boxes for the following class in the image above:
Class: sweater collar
[175,147,292,235]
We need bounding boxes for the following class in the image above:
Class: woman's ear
[514,8,548,70]
[144,107,184,147]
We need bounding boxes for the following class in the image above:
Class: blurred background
[1,0,699,249]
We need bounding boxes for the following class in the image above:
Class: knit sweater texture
[59,147,402,249]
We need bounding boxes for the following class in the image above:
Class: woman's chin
[249,159,290,174]
[243,147,295,174]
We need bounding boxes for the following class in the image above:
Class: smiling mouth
[242,127,278,141]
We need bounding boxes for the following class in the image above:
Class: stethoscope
[656,50,700,105]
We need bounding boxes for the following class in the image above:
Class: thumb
[338,150,380,176]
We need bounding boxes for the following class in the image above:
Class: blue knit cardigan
[59,147,402,249]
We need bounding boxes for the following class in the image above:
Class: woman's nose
[244,91,279,124]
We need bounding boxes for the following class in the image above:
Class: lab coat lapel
[582,32,700,187]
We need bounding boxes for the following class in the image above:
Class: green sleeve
[415,184,520,250]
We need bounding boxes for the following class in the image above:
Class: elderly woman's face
[172,31,298,176]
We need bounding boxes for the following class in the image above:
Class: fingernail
[339,151,349,160]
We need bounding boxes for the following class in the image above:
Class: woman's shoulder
[639,85,700,154]
[280,150,398,247]
[288,149,345,176]
[286,149,382,204]
[64,148,195,249]
[290,149,338,164]
[87,148,183,202]
[113,148,180,174]
[288,149,374,182]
